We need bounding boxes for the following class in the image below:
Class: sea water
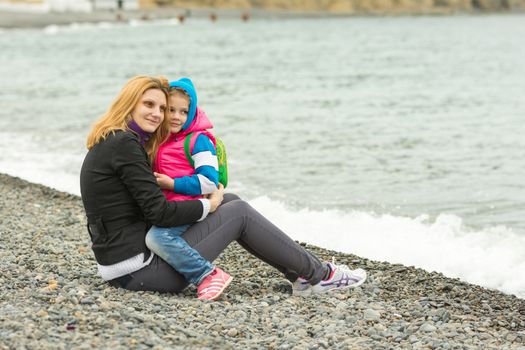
[0,15,524,298]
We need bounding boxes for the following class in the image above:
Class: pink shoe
[197,267,233,301]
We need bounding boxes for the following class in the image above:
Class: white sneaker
[292,277,312,296]
[311,260,366,294]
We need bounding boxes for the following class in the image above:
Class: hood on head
[169,77,197,131]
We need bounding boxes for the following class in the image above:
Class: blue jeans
[145,224,214,285]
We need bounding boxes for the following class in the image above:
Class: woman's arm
[113,133,214,226]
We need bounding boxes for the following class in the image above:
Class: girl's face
[131,88,166,133]
[168,92,190,133]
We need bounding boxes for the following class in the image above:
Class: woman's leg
[181,196,329,285]
[219,194,315,280]
[113,193,327,293]
[110,254,189,293]
[145,225,214,285]
[116,194,242,293]
[222,192,240,203]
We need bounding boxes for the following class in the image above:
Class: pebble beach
[0,172,524,349]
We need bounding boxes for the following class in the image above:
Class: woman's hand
[208,184,224,213]
[154,172,174,190]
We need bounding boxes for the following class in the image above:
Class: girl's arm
[174,134,219,195]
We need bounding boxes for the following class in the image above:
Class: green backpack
[184,132,228,188]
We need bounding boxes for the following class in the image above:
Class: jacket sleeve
[113,133,203,227]
[173,134,219,195]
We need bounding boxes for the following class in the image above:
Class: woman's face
[168,92,190,133]
[131,88,167,133]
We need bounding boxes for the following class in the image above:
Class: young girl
[146,78,231,301]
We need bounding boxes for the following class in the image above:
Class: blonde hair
[86,76,171,163]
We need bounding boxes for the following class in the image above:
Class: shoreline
[1,6,524,29]
[1,171,524,349]
[2,7,353,29]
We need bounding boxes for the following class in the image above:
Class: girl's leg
[146,225,213,285]
[143,194,240,285]
[181,197,329,285]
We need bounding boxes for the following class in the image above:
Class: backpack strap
[183,132,195,167]
[184,131,227,188]
[184,131,216,166]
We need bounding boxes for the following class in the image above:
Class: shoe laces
[331,256,350,270]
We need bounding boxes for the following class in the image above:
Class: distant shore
[0,7,341,29]
[1,5,524,29]
[0,171,524,349]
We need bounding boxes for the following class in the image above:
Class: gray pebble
[364,308,381,321]
[1,173,524,350]
[420,323,437,332]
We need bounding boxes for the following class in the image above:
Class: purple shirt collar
[128,120,151,146]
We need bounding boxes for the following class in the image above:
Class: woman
[80,75,366,297]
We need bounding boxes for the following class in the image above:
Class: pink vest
[153,107,216,202]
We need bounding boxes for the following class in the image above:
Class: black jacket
[80,130,203,265]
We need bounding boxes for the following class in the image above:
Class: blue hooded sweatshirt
[169,77,198,131]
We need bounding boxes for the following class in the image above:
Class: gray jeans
[109,194,328,293]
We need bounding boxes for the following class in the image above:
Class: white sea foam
[43,24,60,35]
[38,18,179,34]
[68,21,115,31]
[0,133,84,196]
[127,18,181,27]
[249,196,525,299]
[0,159,82,196]
[40,21,127,34]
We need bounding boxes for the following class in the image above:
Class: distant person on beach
[79,75,366,300]
[146,77,232,300]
